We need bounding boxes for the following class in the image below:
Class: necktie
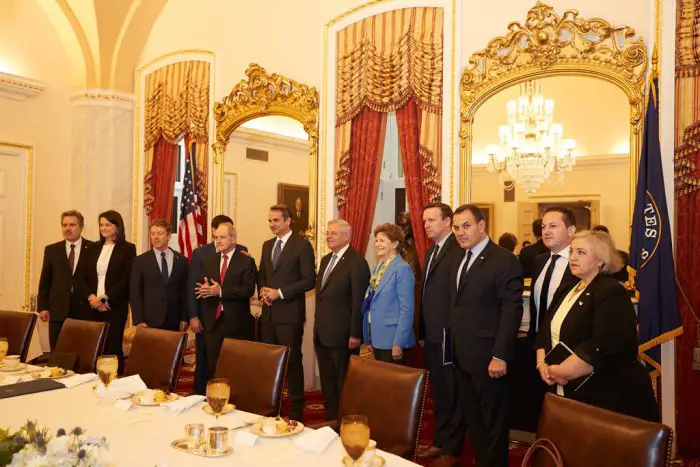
[160,252,169,283]
[321,254,338,288]
[422,245,440,299]
[458,250,473,292]
[272,239,283,269]
[215,254,229,320]
[536,254,561,332]
[68,244,76,275]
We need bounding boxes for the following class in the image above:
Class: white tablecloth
[0,382,417,466]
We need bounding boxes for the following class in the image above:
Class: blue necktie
[161,252,169,283]
[272,239,283,269]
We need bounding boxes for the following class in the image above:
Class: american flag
[178,140,206,259]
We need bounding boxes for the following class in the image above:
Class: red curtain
[676,162,700,451]
[149,136,178,223]
[396,99,431,266]
[339,107,387,255]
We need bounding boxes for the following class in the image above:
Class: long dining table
[0,370,417,466]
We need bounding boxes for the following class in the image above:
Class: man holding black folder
[417,203,465,463]
[449,204,523,467]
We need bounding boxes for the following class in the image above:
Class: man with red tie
[195,223,257,377]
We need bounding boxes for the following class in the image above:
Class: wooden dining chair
[213,338,289,416]
[0,310,37,363]
[310,356,428,462]
[51,318,109,373]
[532,394,672,467]
[124,327,187,392]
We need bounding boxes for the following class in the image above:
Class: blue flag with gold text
[629,75,683,376]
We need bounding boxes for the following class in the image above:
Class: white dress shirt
[96,243,115,297]
[532,246,571,330]
[65,238,83,275]
[153,247,174,277]
[455,236,490,288]
[425,233,450,279]
[325,243,350,277]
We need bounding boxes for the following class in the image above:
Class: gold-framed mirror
[459,1,648,246]
[212,64,319,256]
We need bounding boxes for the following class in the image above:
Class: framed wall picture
[475,203,495,239]
[278,183,310,237]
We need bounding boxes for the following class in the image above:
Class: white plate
[0,363,26,373]
[202,403,235,415]
[250,419,304,437]
[131,391,179,406]
[32,369,75,379]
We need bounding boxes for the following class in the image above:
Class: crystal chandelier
[486,81,576,193]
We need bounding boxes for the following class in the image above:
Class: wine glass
[0,338,8,365]
[340,415,370,466]
[206,378,231,420]
[96,355,118,393]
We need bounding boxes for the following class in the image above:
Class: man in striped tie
[195,223,257,378]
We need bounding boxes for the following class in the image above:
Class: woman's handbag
[521,438,563,467]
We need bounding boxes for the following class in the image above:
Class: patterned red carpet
[176,349,699,466]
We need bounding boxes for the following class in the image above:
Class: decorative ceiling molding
[69,89,135,109]
[0,72,46,101]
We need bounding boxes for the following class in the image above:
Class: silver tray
[170,438,233,457]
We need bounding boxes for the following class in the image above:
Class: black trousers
[372,347,406,365]
[193,331,209,395]
[48,321,64,350]
[261,321,305,421]
[456,365,509,467]
[315,340,359,421]
[509,337,547,432]
[425,343,466,455]
[103,305,127,374]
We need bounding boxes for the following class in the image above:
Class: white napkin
[293,426,336,453]
[96,375,147,400]
[1,375,21,385]
[61,373,98,388]
[160,394,205,415]
[114,399,133,411]
[233,430,259,447]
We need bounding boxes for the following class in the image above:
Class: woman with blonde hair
[535,230,658,421]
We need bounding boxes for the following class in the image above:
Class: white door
[517,202,539,244]
[0,144,30,311]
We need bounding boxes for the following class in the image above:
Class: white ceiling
[240,115,307,140]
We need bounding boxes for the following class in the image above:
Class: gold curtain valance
[335,7,443,126]
[144,61,210,150]
[676,0,700,77]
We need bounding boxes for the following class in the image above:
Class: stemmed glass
[340,415,370,466]
[206,378,231,420]
[0,338,8,365]
[96,355,118,394]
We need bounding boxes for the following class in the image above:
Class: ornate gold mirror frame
[212,64,320,247]
[459,1,648,218]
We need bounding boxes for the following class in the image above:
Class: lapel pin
[578,301,583,306]
[480,256,484,260]
[586,292,590,296]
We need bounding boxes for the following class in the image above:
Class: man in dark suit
[519,218,548,279]
[449,204,523,467]
[258,204,316,421]
[314,219,370,421]
[290,197,308,236]
[195,223,257,377]
[37,210,93,348]
[188,215,248,394]
[511,207,577,432]
[130,219,189,331]
[418,203,466,463]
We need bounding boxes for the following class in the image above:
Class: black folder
[0,378,66,399]
[544,342,593,391]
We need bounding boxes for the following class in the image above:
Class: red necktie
[215,254,229,320]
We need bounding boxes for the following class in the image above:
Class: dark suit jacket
[37,238,93,321]
[535,274,658,421]
[258,233,316,324]
[130,248,189,327]
[419,234,462,344]
[187,242,248,320]
[519,239,549,279]
[314,246,370,348]
[450,241,524,372]
[200,250,257,335]
[82,241,137,315]
[528,251,578,340]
